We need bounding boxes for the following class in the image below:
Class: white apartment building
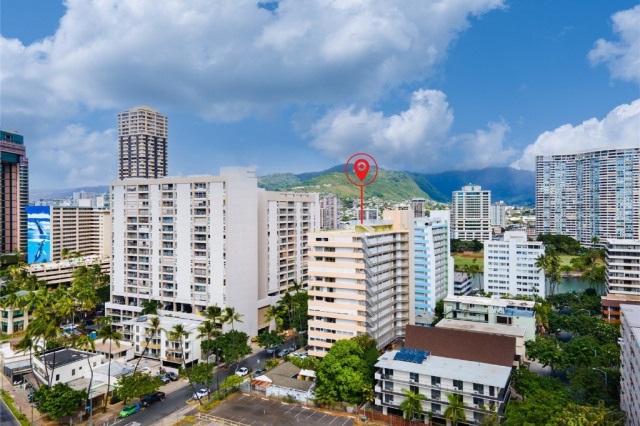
[307,211,413,357]
[490,201,507,227]
[33,349,103,386]
[452,272,473,296]
[258,190,319,330]
[414,211,453,320]
[602,239,640,323]
[620,304,640,425]
[121,315,204,367]
[484,231,545,298]
[535,147,640,246]
[375,326,513,424]
[443,295,536,341]
[319,195,340,230]
[108,168,260,336]
[451,184,492,242]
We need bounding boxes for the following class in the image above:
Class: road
[0,397,20,426]
[116,338,297,426]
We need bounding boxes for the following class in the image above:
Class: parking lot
[208,394,354,425]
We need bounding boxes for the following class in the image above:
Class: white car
[192,388,210,400]
[235,367,250,377]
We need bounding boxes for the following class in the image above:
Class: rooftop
[39,349,101,368]
[263,362,314,392]
[436,319,526,338]
[405,325,516,367]
[93,339,133,354]
[122,314,203,333]
[444,295,536,309]
[621,304,640,329]
[376,350,511,388]
[93,361,136,377]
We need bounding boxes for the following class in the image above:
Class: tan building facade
[49,207,111,261]
[118,106,168,179]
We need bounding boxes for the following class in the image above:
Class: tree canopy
[34,383,87,420]
[315,340,369,404]
[116,372,163,403]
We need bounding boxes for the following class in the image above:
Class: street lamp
[593,368,608,388]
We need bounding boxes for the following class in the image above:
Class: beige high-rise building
[118,106,168,179]
[307,210,413,358]
[50,207,111,261]
[319,194,340,230]
[451,184,492,241]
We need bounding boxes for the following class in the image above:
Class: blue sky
[1,0,638,190]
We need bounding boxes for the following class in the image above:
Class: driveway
[208,394,354,426]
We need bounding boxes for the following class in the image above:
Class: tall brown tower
[0,130,28,253]
[118,106,168,179]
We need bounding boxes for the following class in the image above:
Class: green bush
[110,394,121,404]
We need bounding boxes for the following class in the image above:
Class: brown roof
[404,325,516,367]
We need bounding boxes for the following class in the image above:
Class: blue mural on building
[26,206,51,264]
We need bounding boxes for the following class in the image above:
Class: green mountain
[259,168,431,202]
[258,165,535,205]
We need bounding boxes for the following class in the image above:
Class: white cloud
[309,89,517,171]
[309,89,454,169]
[589,5,640,84]
[511,99,640,170]
[0,0,505,123]
[33,125,117,188]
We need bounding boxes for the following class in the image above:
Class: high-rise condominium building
[601,239,640,323]
[535,147,640,246]
[307,209,454,357]
[319,194,340,230]
[411,198,426,218]
[414,211,453,325]
[484,231,546,298]
[107,168,319,337]
[118,106,168,179]
[451,184,492,242]
[0,130,28,253]
[620,304,640,424]
[25,206,111,264]
[257,190,319,328]
[490,201,507,227]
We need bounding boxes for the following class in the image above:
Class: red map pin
[354,159,370,182]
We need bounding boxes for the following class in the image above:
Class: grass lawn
[558,254,577,269]
[453,254,484,272]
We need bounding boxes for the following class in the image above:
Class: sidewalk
[1,377,45,425]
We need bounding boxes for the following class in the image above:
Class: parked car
[277,348,290,357]
[253,369,266,378]
[159,375,170,384]
[141,391,165,407]
[119,403,140,418]
[192,388,210,400]
[235,367,250,377]
[266,345,280,355]
[165,371,179,381]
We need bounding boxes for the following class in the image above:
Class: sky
[1,0,639,190]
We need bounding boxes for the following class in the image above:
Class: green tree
[140,299,162,315]
[315,340,368,404]
[97,317,123,411]
[201,305,224,390]
[169,324,198,402]
[197,319,219,393]
[443,393,466,426]
[220,374,243,390]
[34,383,87,422]
[222,307,244,367]
[257,330,285,356]
[350,334,378,384]
[217,330,252,365]
[548,401,625,425]
[525,336,567,376]
[116,371,163,403]
[399,389,426,421]
[536,246,562,296]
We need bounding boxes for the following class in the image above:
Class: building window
[410,372,419,383]
[71,369,75,376]
[432,403,441,413]
[410,385,419,394]
[431,376,440,387]
[384,381,393,391]
[453,379,463,390]
[431,389,440,400]
[384,394,393,404]
[473,383,484,394]
[55,374,60,381]
[473,397,484,406]
[489,386,495,397]
[384,368,393,377]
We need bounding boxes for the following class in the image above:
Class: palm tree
[15,335,41,386]
[60,247,71,260]
[134,316,162,373]
[399,389,426,422]
[74,335,96,418]
[444,393,466,426]
[140,299,162,315]
[278,292,295,330]
[202,305,224,390]
[197,320,218,394]
[97,317,122,411]
[536,247,561,296]
[264,305,284,331]
[169,324,199,404]
[222,307,243,368]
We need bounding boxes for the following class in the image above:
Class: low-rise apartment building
[32,348,103,386]
[374,325,513,424]
[120,314,204,367]
[443,295,536,341]
[453,272,473,296]
[620,304,640,424]
[0,290,31,334]
[484,231,545,298]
